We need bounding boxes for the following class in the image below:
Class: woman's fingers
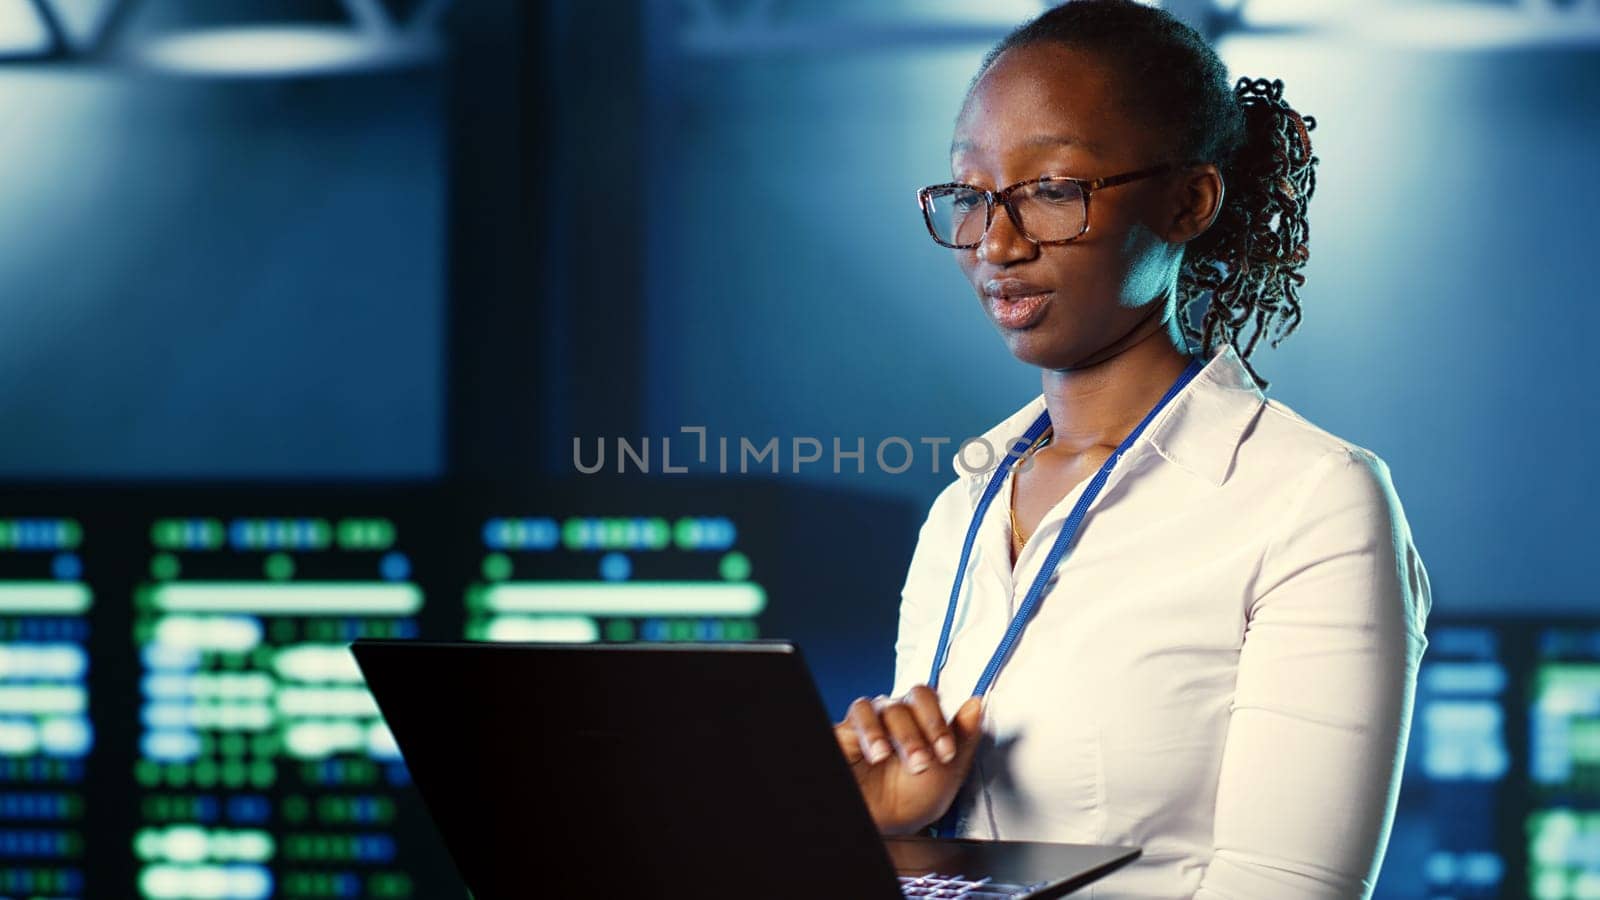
[834,719,864,765]
[877,700,936,775]
[846,696,893,765]
[902,685,957,764]
[950,696,985,765]
[843,689,980,774]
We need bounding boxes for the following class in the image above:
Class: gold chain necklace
[1009,427,1054,556]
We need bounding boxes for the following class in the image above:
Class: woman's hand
[833,686,985,835]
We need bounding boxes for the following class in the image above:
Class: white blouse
[890,342,1431,899]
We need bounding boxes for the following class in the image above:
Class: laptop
[351,639,1140,899]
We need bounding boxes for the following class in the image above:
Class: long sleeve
[891,483,965,702]
[1194,448,1432,899]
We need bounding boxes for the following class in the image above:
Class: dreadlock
[969,0,1318,389]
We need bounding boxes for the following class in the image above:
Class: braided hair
[968,0,1318,389]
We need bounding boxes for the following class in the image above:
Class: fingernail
[935,736,956,763]
[908,750,931,775]
[869,740,892,765]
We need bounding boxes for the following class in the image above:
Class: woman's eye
[951,195,981,212]
[1035,185,1075,203]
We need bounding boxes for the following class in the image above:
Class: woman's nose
[977,203,1039,265]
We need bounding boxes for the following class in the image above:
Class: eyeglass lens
[922,180,1087,246]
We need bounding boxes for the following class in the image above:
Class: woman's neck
[1040,303,1193,456]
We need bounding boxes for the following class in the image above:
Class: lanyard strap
[926,356,1205,697]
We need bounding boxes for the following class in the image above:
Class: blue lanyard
[926,356,1205,697]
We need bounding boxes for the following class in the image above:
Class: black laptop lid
[352,639,904,900]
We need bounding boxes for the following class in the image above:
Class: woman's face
[951,43,1194,370]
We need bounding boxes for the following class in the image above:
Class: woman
[833,2,1431,898]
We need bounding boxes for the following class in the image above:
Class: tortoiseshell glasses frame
[916,160,1206,249]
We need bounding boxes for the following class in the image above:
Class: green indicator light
[250,760,276,788]
[481,581,765,616]
[371,518,396,549]
[252,732,278,756]
[646,517,670,549]
[719,551,751,581]
[335,517,397,550]
[223,761,248,787]
[309,518,332,548]
[264,552,295,581]
[602,518,627,549]
[135,760,160,787]
[270,619,295,643]
[604,619,635,642]
[283,795,309,823]
[336,519,362,549]
[673,518,698,549]
[561,518,585,550]
[193,760,218,787]
[150,520,174,549]
[370,872,415,898]
[150,582,422,616]
[150,553,180,581]
[481,553,512,582]
[61,519,82,549]
[0,582,91,614]
[164,764,188,787]
[202,518,224,548]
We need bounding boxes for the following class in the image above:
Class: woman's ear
[1167,163,1224,243]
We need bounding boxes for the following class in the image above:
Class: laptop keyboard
[898,872,1033,898]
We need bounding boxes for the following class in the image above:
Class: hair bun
[1235,77,1315,156]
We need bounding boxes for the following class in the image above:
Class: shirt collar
[955,342,1266,494]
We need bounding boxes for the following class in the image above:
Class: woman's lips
[990,291,1053,330]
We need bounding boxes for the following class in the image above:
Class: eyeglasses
[916,160,1202,249]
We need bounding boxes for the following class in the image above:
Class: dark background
[0,1,1595,897]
